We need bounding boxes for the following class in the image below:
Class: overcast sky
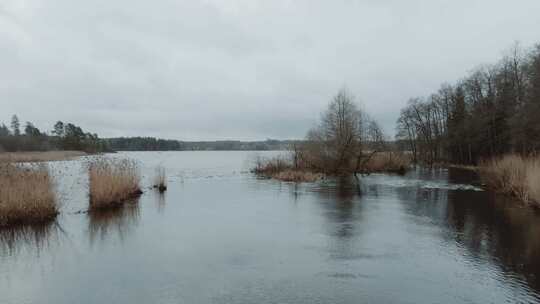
[1,0,539,140]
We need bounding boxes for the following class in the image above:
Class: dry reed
[88,158,142,210]
[153,166,167,192]
[361,152,410,174]
[480,155,540,205]
[252,155,291,175]
[252,155,323,182]
[0,163,58,226]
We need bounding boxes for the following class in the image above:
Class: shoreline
[0,151,88,163]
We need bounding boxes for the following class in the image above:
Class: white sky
[1,0,539,140]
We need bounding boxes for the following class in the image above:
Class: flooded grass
[480,155,540,205]
[88,158,142,210]
[0,163,58,227]
[153,166,167,192]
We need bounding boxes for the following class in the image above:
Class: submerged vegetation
[253,89,411,181]
[0,163,58,226]
[88,158,142,210]
[480,155,540,205]
[153,166,167,192]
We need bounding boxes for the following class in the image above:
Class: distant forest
[0,116,109,152]
[397,42,540,165]
[104,137,295,151]
[0,117,295,152]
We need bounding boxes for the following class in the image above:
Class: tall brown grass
[360,152,410,174]
[480,155,540,205]
[251,155,323,182]
[0,163,58,226]
[252,155,291,175]
[153,166,167,192]
[88,158,142,210]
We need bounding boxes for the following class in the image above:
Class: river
[1,151,540,303]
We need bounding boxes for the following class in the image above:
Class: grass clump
[153,166,167,192]
[88,158,142,210]
[480,155,540,205]
[0,163,58,227]
[252,155,323,183]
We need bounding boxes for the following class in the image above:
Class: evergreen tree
[53,121,65,137]
[24,122,41,136]
[10,115,20,136]
[0,123,10,136]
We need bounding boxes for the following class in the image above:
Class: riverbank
[479,155,540,206]
[0,151,87,163]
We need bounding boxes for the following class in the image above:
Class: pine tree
[10,115,20,136]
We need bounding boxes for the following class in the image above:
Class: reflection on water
[152,191,167,214]
[392,168,540,302]
[0,221,61,257]
[446,191,540,292]
[87,199,140,245]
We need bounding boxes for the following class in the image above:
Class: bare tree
[395,42,540,165]
[301,88,385,175]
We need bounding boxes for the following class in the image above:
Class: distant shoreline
[0,151,88,163]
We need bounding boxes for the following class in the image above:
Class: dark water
[2,151,540,304]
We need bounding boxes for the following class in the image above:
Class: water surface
[1,151,540,303]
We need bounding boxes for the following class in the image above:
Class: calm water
[2,151,540,304]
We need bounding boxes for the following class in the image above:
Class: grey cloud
[1,0,539,140]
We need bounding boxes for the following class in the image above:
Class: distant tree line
[0,115,109,152]
[104,137,295,151]
[396,42,540,165]
[104,137,182,151]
